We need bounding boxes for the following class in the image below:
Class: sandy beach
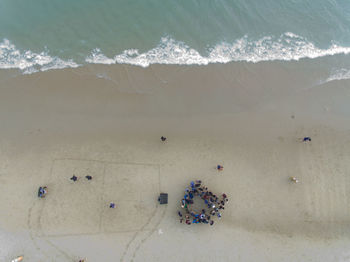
[1,63,350,261]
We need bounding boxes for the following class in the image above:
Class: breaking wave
[86,33,350,67]
[0,39,79,74]
[2,33,350,74]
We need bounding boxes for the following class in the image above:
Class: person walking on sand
[70,175,78,182]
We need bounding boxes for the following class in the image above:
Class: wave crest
[86,33,350,67]
[0,39,79,73]
[2,33,350,74]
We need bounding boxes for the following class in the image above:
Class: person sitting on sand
[38,186,47,198]
[161,136,167,142]
[70,175,78,182]
[290,177,299,183]
[302,137,311,142]
[217,165,224,171]
[109,202,116,208]
[85,175,92,180]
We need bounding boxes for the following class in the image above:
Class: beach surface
[1,63,350,261]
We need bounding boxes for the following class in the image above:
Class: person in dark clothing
[38,186,47,198]
[303,137,311,142]
[161,136,167,142]
[70,175,78,182]
[85,175,92,180]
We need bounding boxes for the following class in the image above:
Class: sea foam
[0,39,79,74]
[86,33,350,67]
[321,68,350,84]
[2,33,350,74]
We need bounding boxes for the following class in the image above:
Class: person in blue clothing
[217,165,224,171]
[302,137,311,142]
[38,186,47,198]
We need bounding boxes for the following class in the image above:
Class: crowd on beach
[33,134,309,261]
[178,180,228,225]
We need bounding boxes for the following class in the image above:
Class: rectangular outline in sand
[39,159,160,237]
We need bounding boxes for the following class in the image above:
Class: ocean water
[1,0,350,77]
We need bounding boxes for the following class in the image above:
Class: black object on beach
[303,137,311,142]
[85,175,92,180]
[161,136,167,141]
[70,175,78,182]
[109,202,115,208]
[158,193,168,204]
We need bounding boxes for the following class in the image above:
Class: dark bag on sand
[158,193,168,204]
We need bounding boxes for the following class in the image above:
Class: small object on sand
[38,186,48,198]
[11,256,23,262]
[302,137,311,142]
[158,193,168,204]
[217,165,224,171]
[85,175,92,180]
[70,175,78,182]
[290,177,299,183]
[161,136,167,142]
[109,202,116,208]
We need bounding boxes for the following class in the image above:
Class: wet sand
[0,63,350,261]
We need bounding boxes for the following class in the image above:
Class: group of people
[37,174,93,199]
[70,175,93,181]
[178,180,228,225]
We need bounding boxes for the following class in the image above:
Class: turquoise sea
[1,0,350,78]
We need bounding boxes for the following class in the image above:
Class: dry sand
[0,63,350,261]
